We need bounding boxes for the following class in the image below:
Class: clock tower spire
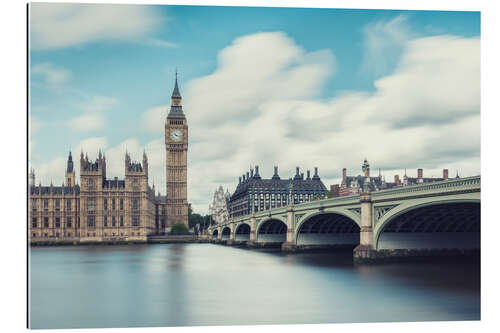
[165,70,189,228]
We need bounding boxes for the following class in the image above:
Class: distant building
[228,166,327,218]
[209,186,230,225]
[338,158,455,197]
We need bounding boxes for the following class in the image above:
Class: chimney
[443,169,449,180]
[301,172,304,180]
[394,174,400,185]
[272,166,280,180]
[306,170,311,180]
[417,168,423,179]
[342,168,347,183]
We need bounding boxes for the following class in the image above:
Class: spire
[168,69,185,119]
[66,150,74,173]
[172,68,181,99]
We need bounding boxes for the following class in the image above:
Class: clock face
[170,129,183,142]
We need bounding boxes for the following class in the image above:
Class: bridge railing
[371,175,480,200]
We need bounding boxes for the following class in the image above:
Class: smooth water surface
[29,244,480,329]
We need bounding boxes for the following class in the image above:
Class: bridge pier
[226,224,235,245]
[353,192,377,262]
[281,205,297,252]
[247,214,257,247]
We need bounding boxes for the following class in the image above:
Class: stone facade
[29,75,189,243]
[228,165,327,218]
[209,186,230,225]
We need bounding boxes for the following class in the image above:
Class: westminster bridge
[206,176,480,261]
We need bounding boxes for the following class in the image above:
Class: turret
[65,151,75,187]
[29,168,35,187]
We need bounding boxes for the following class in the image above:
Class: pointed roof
[66,150,74,173]
[172,69,181,99]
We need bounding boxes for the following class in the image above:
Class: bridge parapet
[371,176,480,202]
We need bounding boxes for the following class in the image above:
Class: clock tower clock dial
[165,71,188,228]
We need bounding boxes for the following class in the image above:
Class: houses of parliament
[28,75,189,243]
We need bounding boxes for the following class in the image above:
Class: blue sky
[29,3,480,213]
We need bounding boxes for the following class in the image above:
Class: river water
[29,243,480,329]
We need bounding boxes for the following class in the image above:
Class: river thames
[29,243,480,329]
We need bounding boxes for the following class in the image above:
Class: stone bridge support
[227,224,235,245]
[281,205,296,251]
[353,192,375,261]
[217,226,222,242]
[248,214,257,246]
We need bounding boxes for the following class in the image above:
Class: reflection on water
[29,244,480,329]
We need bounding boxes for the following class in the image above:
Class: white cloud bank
[30,3,167,50]
[34,30,480,214]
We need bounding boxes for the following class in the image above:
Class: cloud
[30,3,166,50]
[66,96,119,132]
[31,62,71,89]
[33,30,480,215]
[359,15,413,79]
[178,31,479,213]
[142,105,167,135]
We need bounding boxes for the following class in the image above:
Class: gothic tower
[165,71,189,227]
[65,151,75,187]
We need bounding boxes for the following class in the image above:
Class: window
[67,232,71,237]
[44,233,48,237]
[87,216,95,228]
[56,232,59,237]
[112,216,116,227]
[32,217,37,228]
[32,199,37,211]
[88,198,96,212]
[44,217,49,228]
[44,199,48,211]
[112,199,116,210]
[120,216,124,227]
[132,199,139,211]
[104,199,108,211]
[132,216,139,227]
[77,217,80,228]
[55,217,60,228]
[32,233,36,238]
[66,216,72,228]
[89,179,94,188]
[103,216,108,227]
[66,199,71,211]
[55,199,60,211]
[120,199,123,210]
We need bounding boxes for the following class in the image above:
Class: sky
[28,3,480,214]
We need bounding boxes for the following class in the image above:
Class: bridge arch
[295,210,361,247]
[374,199,480,251]
[221,226,231,240]
[234,223,251,241]
[256,218,287,244]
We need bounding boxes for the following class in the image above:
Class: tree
[189,213,204,229]
[171,222,189,235]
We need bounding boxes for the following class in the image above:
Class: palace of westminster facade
[28,75,189,243]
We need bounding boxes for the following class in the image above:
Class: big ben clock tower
[165,71,188,228]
